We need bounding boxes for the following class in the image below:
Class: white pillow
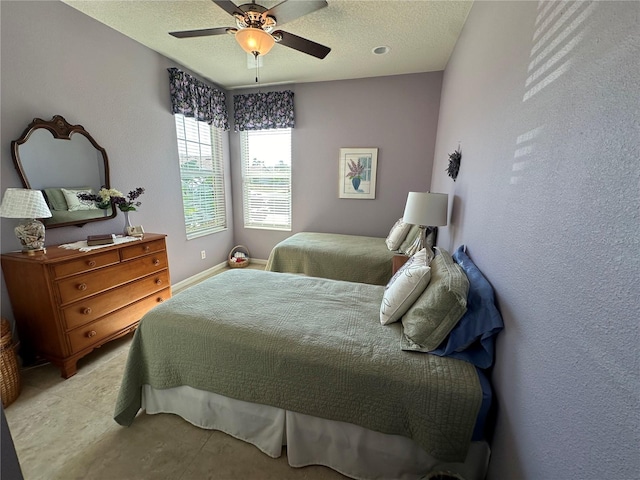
[385,218,411,250]
[380,248,431,325]
[61,187,98,211]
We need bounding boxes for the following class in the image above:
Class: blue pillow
[430,245,504,369]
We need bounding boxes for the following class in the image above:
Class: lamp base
[15,218,46,253]
[404,225,427,256]
[22,247,47,256]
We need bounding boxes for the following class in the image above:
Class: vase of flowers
[346,158,364,192]
[78,187,145,234]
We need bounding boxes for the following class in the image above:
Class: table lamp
[0,188,53,255]
[402,192,448,256]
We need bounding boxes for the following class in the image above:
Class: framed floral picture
[338,148,378,199]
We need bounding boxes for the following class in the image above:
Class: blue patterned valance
[167,68,229,130]
[233,91,294,132]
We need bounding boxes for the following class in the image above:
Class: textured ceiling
[62,0,473,90]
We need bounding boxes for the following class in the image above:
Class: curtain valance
[233,91,294,132]
[167,67,230,130]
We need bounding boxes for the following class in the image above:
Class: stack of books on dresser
[86,234,116,246]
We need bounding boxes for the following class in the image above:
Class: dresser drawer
[120,239,166,261]
[67,288,170,354]
[56,253,169,305]
[53,250,120,279]
[62,270,170,330]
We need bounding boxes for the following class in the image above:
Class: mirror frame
[10,115,116,228]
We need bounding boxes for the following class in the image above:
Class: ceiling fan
[169,0,331,59]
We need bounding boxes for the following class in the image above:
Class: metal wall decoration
[446,148,462,181]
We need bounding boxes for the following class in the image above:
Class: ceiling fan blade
[211,0,242,17]
[274,30,330,59]
[266,0,328,25]
[169,27,231,39]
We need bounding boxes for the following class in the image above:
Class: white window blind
[240,129,292,230]
[174,114,227,239]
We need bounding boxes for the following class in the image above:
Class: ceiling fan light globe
[235,27,275,56]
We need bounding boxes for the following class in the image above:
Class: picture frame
[338,147,378,199]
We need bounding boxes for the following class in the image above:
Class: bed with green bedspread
[114,269,482,462]
[265,232,398,285]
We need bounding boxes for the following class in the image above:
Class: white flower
[98,188,124,202]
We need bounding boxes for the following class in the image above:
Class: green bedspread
[265,232,396,285]
[114,269,481,462]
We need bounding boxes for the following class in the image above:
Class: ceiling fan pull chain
[254,52,260,84]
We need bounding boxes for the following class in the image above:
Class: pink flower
[346,159,364,179]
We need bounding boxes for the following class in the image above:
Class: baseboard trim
[172,258,268,295]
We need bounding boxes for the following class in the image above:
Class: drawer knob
[155,278,162,285]
[157,297,164,303]
[82,307,92,315]
[87,260,96,267]
[86,330,97,338]
[153,259,160,266]
[77,283,87,291]
[144,246,150,252]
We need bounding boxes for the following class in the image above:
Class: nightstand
[392,254,410,275]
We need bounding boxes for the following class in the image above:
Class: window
[240,128,292,230]
[174,114,226,239]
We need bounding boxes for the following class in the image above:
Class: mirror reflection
[11,115,115,228]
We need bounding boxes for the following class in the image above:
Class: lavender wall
[0,2,443,320]
[0,0,235,322]
[230,73,443,260]
[431,2,639,479]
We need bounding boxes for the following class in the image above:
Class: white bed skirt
[142,385,489,480]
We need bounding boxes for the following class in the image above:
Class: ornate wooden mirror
[11,115,116,228]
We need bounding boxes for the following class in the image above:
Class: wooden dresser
[1,233,170,378]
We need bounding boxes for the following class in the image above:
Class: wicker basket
[228,245,250,269]
[1,318,21,408]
